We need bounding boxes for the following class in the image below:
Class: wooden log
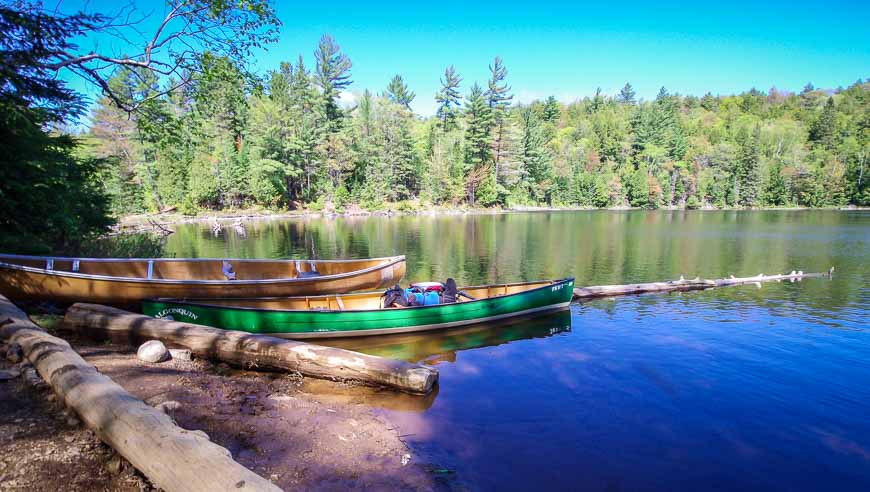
[0,295,280,492]
[573,267,834,299]
[63,303,438,395]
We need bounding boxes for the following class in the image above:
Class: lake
[166,210,870,491]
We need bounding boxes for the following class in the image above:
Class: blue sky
[59,0,869,116]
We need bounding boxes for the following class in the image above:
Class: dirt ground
[0,330,459,491]
[0,362,147,491]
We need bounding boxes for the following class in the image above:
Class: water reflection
[160,211,870,491]
[323,310,573,364]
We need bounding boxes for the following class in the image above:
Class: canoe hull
[142,278,575,338]
[0,256,406,305]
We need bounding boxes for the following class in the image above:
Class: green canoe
[141,277,575,338]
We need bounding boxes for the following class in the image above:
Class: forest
[1,2,868,254]
[86,39,869,217]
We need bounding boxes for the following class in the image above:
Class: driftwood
[147,218,174,236]
[573,268,834,299]
[63,303,438,394]
[0,295,280,492]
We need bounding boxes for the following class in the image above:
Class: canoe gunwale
[0,255,405,286]
[148,277,576,314]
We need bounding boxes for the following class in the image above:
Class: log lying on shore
[63,303,438,395]
[0,295,280,492]
[573,267,834,299]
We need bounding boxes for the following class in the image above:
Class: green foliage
[734,125,762,206]
[386,74,415,109]
[79,233,166,258]
[0,7,112,254]
[314,34,352,126]
[75,36,869,215]
[617,83,636,105]
[436,66,463,131]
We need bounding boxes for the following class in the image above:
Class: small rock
[401,453,411,466]
[6,343,23,363]
[137,340,169,363]
[156,400,182,414]
[168,348,192,361]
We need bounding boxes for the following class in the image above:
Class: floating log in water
[0,295,280,492]
[573,268,834,299]
[63,303,438,394]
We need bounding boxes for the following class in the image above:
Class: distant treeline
[86,38,869,215]
[2,0,868,254]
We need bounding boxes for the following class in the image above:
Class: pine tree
[518,106,553,201]
[435,66,462,131]
[314,34,352,127]
[735,125,762,206]
[385,74,415,109]
[764,160,789,205]
[809,97,837,149]
[280,56,322,201]
[464,83,494,203]
[542,96,560,122]
[700,92,717,111]
[374,98,418,200]
[589,87,604,113]
[617,83,636,105]
[485,56,513,183]
[486,56,512,113]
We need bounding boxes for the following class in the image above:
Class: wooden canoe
[141,278,575,338]
[0,254,406,305]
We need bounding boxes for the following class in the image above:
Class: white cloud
[337,91,358,109]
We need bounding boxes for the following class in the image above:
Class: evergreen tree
[656,86,670,102]
[700,92,717,111]
[385,74,415,109]
[189,54,250,207]
[617,83,636,105]
[734,125,762,206]
[314,34,352,126]
[376,99,418,200]
[589,87,605,113]
[486,56,513,112]
[809,97,837,149]
[764,160,789,205]
[542,96,560,122]
[464,83,494,203]
[485,56,513,183]
[518,106,553,201]
[436,66,463,131]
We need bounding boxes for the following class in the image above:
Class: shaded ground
[1,325,458,491]
[0,361,147,491]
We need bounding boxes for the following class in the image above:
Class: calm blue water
[167,210,870,491]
